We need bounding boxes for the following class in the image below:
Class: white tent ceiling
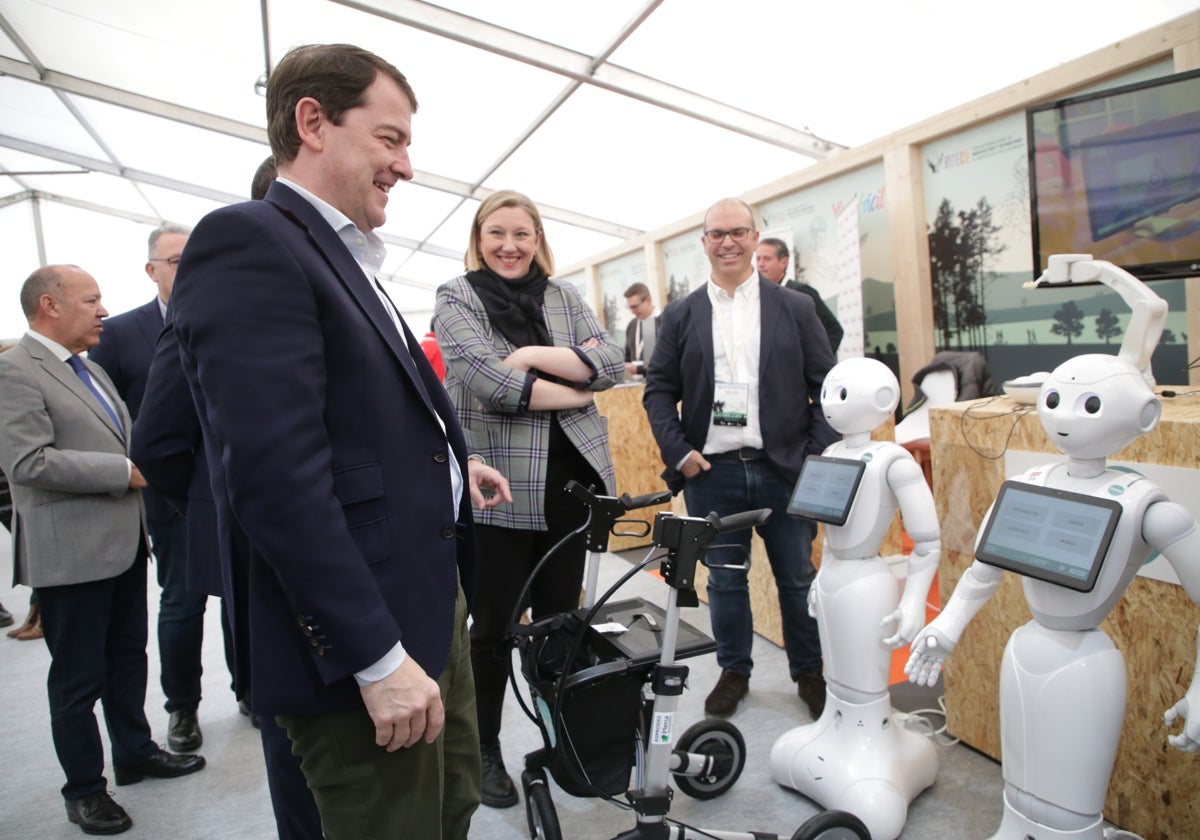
[2,0,1197,338]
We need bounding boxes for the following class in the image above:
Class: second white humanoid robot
[905,259,1200,840]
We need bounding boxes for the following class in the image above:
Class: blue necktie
[67,355,124,437]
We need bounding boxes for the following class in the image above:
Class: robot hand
[807,583,817,619]
[904,625,956,688]
[1164,673,1200,753]
[881,604,923,651]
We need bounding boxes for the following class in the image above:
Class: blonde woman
[434,190,624,808]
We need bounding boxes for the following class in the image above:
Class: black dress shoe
[114,745,206,786]
[0,601,12,628]
[167,708,203,752]
[65,791,132,835]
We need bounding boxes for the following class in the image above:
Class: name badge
[712,381,749,427]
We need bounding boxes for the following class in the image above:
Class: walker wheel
[521,769,562,840]
[672,717,746,800]
[790,809,871,840]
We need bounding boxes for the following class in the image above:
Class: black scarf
[465,265,550,349]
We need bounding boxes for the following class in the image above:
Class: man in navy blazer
[643,198,839,722]
[169,44,509,838]
[89,224,211,756]
[130,157,324,840]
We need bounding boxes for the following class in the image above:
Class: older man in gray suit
[0,265,205,836]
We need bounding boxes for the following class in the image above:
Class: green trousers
[280,584,481,839]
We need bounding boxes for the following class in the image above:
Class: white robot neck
[1066,457,1107,480]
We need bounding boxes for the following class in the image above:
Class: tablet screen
[786,456,866,526]
[976,481,1122,592]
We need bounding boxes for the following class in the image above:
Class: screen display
[787,456,866,526]
[976,481,1122,592]
[1027,67,1200,282]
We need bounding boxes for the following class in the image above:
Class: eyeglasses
[149,257,181,267]
[703,227,754,243]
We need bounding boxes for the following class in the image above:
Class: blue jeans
[150,514,208,712]
[683,456,821,680]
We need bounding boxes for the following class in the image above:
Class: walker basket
[515,607,647,798]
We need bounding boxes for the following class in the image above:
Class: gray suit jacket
[0,334,146,587]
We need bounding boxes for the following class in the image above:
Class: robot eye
[1083,395,1101,414]
[1044,390,1060,409]
[839,387,848,401]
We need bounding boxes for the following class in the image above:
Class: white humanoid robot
[770,356,941,840]
[906,255,1200,840]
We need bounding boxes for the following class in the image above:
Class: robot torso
[1007,462,1165,630]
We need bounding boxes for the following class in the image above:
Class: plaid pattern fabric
[434,275,624,530]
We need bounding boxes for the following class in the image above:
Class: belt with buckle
[706,447,765,462]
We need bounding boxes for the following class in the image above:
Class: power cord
[958,395,1038,461]
[897,693,960,747]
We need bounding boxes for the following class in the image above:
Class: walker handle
[620,490,672,511]
[707,508,771,534]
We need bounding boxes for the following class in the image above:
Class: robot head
[1039,354,1161,459]
[821,357,899,435]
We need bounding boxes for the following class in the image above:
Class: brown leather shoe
[704,669,749,717]
[65,791,132,835]
[796,670,827,719]
[7,601,41,640]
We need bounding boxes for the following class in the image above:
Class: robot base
[987,789,1104,840]
[769,691,937,840]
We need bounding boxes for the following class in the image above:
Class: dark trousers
[149,513,208,712]
[260,715,324,840]
[280,584,480,840]
[470,481,593,745]
[37,553,156,800]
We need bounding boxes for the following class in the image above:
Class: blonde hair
[465,190,555,276]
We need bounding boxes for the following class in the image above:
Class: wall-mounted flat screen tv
[1027,68,1200,282]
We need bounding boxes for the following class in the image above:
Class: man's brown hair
[266,44,417,164]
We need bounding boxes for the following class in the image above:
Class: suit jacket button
[433,450,448,464]
[441,524,454,539]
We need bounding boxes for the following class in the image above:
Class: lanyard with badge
[711,292,749,427]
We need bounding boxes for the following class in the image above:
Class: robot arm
[1030,255,1167,385]
[1144,500,1200,752]
[882,457,942,648]
[1166,626,1200,753]
[905,560,1004,687]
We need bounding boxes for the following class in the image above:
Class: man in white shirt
[623,281,660,378]
[643,198,839,720]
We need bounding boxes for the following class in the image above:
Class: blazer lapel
[757,276,784,378]
[23,338,124,442]
[691,286,715,390]
[266,184,441,418]
[136,299,165,346]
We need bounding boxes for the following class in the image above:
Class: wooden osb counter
[929,392,1200,840]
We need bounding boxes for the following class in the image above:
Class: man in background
[90,223,210,756]
[0,265,204,835]
[622,281,660,378]
[644,198,838,721]
[756,237,843,353]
